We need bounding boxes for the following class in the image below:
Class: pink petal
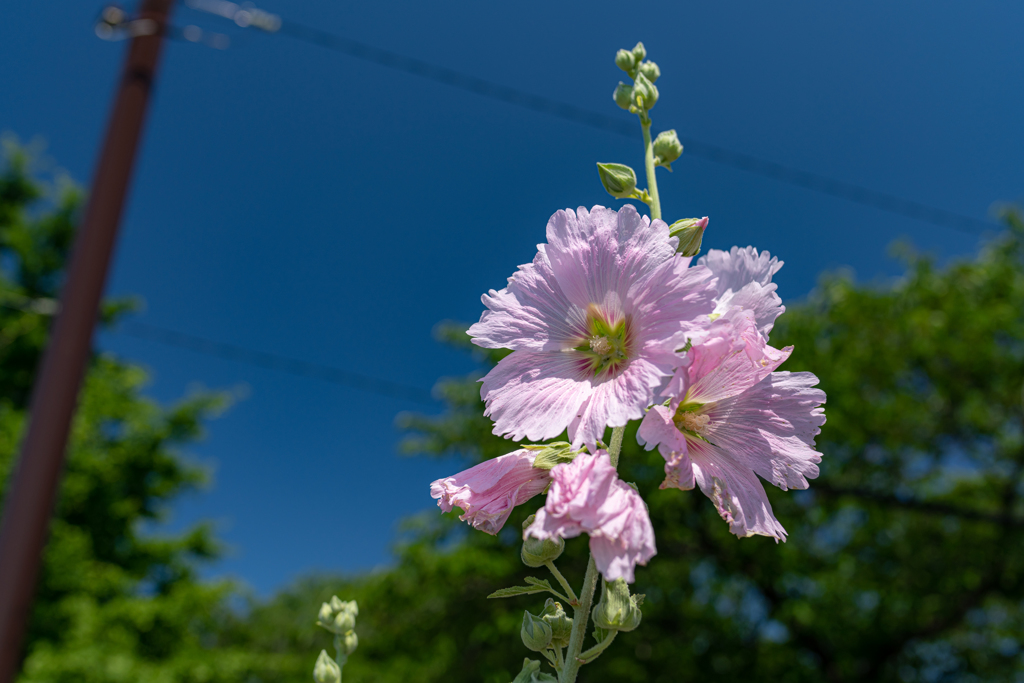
[430,449,551,534]
[703,371,825,491]
[480,351,592,443]
[544,205,677,310]
[637,405,696,490]
[688,438,788,541]
[526,453,656,582]
[469,246,586,352]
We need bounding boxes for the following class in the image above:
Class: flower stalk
[641,118,661,221]
[559,425,626,682]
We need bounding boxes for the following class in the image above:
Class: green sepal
[526,442,582,470]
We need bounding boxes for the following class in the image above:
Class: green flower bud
[653,129,683,168]
[313,650,341,683]
[521,515,565,567]
[615,49,635,73]
[540,598,573,648]
[613,82,634,111]
[316,596,358,634]
[639,61,660,83]
[593,578,643,633]
[631,41,647,63]
[521,610,553,652]
[632,72,659,111]
[668,217,709,257]
[596,163,637,199]
[334,629,359,656]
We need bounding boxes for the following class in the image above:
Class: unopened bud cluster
[313,596,359,682]
[612,42,660,115]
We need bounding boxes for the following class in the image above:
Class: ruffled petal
[480,351,592,443]
[567,357,669,450]
[703,371,825,491]
[469,246,586,352]
[684,310,791,404]
[713,281,785,339]
[545,205,677,310]
[699,246,783,293]
[688,438,788,541]
[629,258,717,350]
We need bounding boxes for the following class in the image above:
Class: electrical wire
[114,321,436,405]
[271,20,996,237]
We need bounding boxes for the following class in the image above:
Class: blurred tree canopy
[4,138,1024,682]
[0,142,297,682]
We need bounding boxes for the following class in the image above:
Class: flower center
[673,403,710,436]
[574,304,634,378]
[589,336,614,355]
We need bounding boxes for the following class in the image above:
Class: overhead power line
[115,321,436,405]
[171,0,999,236]
[269,19,995,237]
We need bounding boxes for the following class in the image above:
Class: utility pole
[0,2,173,680]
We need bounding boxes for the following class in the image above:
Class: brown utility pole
[0,2,173,679]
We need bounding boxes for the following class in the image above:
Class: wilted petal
[527,453,656,583]
[430,449,551,534]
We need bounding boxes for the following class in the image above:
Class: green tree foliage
[224,211,1024,683]
[0,143,292,682]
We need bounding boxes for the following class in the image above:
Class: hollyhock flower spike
[699,246,785,339]
[526,451,656,583]
[638,308,826,541]
[430,449,551,535]
[469,204,716,451]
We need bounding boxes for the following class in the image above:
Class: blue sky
[2,1,1021,594]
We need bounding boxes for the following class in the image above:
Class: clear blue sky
[1,1,1021,594]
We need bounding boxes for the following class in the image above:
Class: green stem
[641,118,661,220]
[608,425,625,468]
[559,426,626,682]
[545,561,579,605]
[559,555,599,683]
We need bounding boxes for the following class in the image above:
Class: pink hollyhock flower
[698,246,784,340]
[637,309,825,541]
[469,205,716,451]
[526,452,656,583]
[430,449,550,535]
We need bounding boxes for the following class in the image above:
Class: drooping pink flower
[637,308,825,541]
[698,246,784,339]
[526,452,656,583]
[430,449,551,534]
[469,205,716,451]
